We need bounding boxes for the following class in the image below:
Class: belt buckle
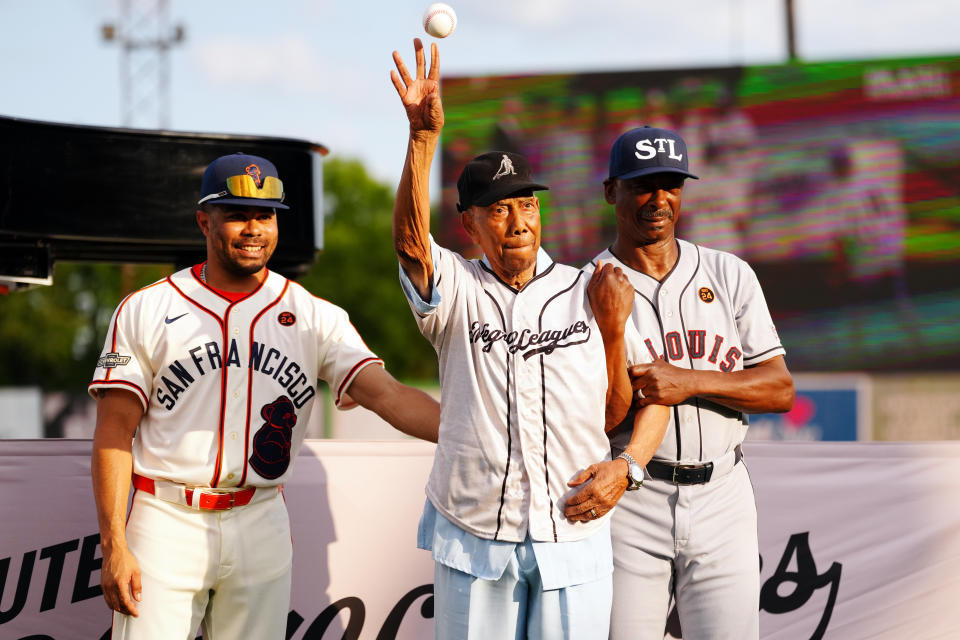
[196,488,236,511]
[671,463,710,485]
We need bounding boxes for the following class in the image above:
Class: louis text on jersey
[645,329,743,372]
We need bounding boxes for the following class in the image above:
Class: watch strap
[617,452,644,490]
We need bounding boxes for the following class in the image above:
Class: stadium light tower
[102,0,185,129]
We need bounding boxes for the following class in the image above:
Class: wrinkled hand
[587,261,634,336]
[564,459,629,523]
[100,544,142,617]
[630,359,695,407]
[391,38,444,135]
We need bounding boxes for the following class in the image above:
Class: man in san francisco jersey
[391,39,670,639]
[591,126,795,640]
[89,152,440,639]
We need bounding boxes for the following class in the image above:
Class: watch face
[628,462,644,488]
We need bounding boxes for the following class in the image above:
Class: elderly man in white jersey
[90,151,442,639]
[390,40,670,639]
[590,126,795,640]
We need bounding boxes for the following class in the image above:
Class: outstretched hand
[391,38,444,135]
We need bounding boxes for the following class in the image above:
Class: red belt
[132,473,258,511]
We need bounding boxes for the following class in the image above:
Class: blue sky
[1,0,957,186]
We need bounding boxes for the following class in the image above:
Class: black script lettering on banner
[101,586,435,640]
[283,584,433,640]
[664,531,841,640]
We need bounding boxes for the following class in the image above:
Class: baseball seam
[425,9,455,32]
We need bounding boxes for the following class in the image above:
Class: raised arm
[345,364,440,443]
[91,388,145,617]
[390,38,444,301]
[587,261,634,430]
[630,354,795,413]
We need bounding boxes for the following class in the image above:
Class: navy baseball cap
[608,126,699,181]
[456,151,549,212]
[198,152,290,210]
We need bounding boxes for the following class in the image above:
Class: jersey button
[233,328,240,335]
[230,432,238,440]
[227,473,235,480]
[233,391,240,399]
[666,310,674,318]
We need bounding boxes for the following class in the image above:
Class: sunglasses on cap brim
[198,174,284,205]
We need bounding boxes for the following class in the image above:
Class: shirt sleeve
[398,237,465,346]
[315,302,383,409]
[88,292,153,409]
[733,260,786,366]
[398,237,443,315]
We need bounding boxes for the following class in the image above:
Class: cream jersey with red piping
[408,243,635,544]
[89,266,381,488]
[589,239,785,463]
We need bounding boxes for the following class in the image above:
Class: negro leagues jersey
[403,242,624,545]
[88,267,382,488]
[590,239,785,463]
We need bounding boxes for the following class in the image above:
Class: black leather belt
[646,444,743,485]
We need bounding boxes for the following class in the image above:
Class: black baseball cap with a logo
[198,152,290,210]
[608,126,699,181]
[456,151,549,212]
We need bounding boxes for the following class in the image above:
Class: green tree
[0,263,170,389]
[299,157,438,381]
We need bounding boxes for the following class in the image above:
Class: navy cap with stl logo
[608,127,699,181]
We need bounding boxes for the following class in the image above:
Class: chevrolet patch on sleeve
[98,352,132,368]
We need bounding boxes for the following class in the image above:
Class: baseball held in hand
[423,3,457,38]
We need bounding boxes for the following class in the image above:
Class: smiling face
[461,194,541,288]
[605,172,686,247]
[197,204,278,280]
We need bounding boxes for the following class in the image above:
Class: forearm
[91,424,135,553]
[623,404,670,465]
[374,385,440,443]
[600,329,631,431]
[348,365,440,443]
[393,132,439,300]
[690,359,794,413]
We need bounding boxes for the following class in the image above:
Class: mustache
[640,208,674,221]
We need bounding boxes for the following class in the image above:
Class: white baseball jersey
[409,243,613,544]
[591,239,785,462]
[88,266,381,488]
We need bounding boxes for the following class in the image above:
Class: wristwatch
[617,452,645,491]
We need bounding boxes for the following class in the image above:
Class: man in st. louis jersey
[591,126,795,640]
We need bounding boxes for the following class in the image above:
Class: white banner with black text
[0,440,957,639]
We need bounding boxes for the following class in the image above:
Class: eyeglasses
[198,174,284,204]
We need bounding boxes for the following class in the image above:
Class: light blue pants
[432,535,612,640]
